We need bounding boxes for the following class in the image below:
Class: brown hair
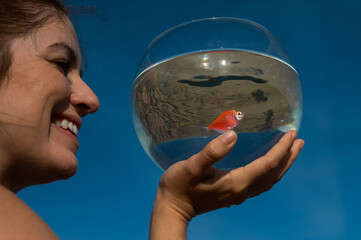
[0,0,69,82]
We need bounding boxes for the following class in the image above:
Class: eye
[235,112,244,121]
[52,58,71,76]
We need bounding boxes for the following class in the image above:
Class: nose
[69,77,100,117]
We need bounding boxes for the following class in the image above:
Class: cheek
[26,74,71,117]
[33,70,71,101]
[0,74,70,134]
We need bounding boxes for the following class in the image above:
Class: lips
[52,113,82,138]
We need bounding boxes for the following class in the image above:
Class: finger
[246,138,304,197]
[187,131,237,176]
[262,130,297,167]
[231,131,297,183]
[253,138,302,185]
[277,139,304,178]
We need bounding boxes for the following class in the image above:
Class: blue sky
[18,0,361,239]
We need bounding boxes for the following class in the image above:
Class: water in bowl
[132,49,302,171]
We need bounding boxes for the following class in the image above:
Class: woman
[0,0,304,239]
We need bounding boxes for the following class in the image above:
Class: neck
[0,166,25,193]
[0,156,36,193]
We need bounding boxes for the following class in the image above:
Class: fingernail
[299,140,305,151]
[219,131,236,145]
[291,130,298,140]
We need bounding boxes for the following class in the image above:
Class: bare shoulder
[0,185,59,239]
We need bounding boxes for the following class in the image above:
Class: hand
[149,130,304,239]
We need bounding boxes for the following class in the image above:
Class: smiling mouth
[55,119,78,137]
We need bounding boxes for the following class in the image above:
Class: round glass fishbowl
[131,17,302,171]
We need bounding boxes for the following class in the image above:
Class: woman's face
[0,17,99,190]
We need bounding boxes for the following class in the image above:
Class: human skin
[0,15,99,239]
[0,11,305,240]
[0,17,99,192]
[149,130,304,239]
[0,128,303,239]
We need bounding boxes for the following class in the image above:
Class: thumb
[187,131,237,174]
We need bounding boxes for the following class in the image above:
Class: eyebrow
[47,42,84,76]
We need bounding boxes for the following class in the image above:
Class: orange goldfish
[207,110,244,132]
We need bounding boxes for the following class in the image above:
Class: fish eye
[235,112,244,120]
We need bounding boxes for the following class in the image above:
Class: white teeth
[61,119,68,129]
[55,119,78,137]
[73,125,78,136]
[68,121,73,130]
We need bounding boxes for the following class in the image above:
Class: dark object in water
[178,75,267,87]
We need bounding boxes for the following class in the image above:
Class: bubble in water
[131,18,302,171]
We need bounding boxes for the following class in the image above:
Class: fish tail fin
[202,126,228,136]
